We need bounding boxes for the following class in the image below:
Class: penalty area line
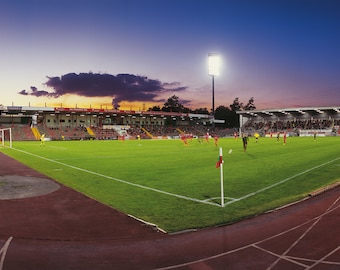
[11,148,220,207]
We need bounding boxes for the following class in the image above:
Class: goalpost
[0,128,12,148]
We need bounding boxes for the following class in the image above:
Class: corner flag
[216,147,224,207]
[216,150,223,168]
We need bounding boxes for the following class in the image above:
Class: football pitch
[1,136,339,232]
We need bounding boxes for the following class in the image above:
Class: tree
[192,108,209,114]
[148,105,161,111]
[243,97,256,111]
[215,105,239,128]
[162,95,189,113]
[230,97,243,111]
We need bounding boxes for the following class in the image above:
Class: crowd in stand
[2,124,234,141]
[125,125,236,139]
[243,118,340,134]
[3,117,339,141]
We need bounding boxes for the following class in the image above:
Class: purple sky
[1,0,339,111]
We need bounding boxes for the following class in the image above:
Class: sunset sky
[1,0,339,111]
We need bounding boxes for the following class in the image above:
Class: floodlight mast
[208,53,220,127]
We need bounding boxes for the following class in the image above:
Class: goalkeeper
[40,133,45,146]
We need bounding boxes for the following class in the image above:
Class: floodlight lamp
[208,53,220,76]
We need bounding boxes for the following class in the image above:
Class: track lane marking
[154,200,340,269]
[0,237,13,270]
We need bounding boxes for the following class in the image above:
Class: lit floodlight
[208,53,220,76]
[208,53,221,126]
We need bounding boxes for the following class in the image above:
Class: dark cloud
[18,86,50,97]
[19,72,187,107]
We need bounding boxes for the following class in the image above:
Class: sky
[1,0,340,111]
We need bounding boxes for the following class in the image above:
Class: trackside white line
[0,237,13,270]
[11,148,220,207]
[224,157,340,206]
[305,245,340,269]
[268,194,340,270]
[253,245,309,268]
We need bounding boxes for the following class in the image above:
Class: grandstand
[0,105,339,141]
[237,106,340,137]
[0,105,213,141]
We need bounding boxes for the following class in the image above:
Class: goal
[0,128,12,148]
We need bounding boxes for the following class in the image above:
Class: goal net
[0,128,12,148]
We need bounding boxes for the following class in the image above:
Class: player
[180,134,188,146]
[40,133,45,146]
[276,132,280,142]
[234,132,238,139]
[136,134,142,146]
[205,132,209,143]
[214,135,219,147]
[242,134,248,152]
[254,133,260,143]
[283,132,287,145]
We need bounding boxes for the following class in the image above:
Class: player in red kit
[283,132,287,145]
[214,135,219,147]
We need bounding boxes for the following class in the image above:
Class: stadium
[2,0,340,267]
[0,104,339,269]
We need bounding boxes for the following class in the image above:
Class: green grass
[1,136,339,232]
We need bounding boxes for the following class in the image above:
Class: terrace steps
[31,127,41,140]
[141,127,153,138]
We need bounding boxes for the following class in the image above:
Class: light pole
[208,53,220,127]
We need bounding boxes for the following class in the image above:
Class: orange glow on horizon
[33,99,163,112]
[15,93,212,111]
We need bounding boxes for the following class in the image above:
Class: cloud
[19,72,187,107]
[18,86,51,97]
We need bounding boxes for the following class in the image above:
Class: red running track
[0,152,339,269]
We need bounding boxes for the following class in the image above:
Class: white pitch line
[203,197,236,202]
[10,148,340,209]
[12,148,220,207]
[223,157,340,206]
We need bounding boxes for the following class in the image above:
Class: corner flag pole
[219,147,224,207]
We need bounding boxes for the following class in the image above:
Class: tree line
[148,95,256,128]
